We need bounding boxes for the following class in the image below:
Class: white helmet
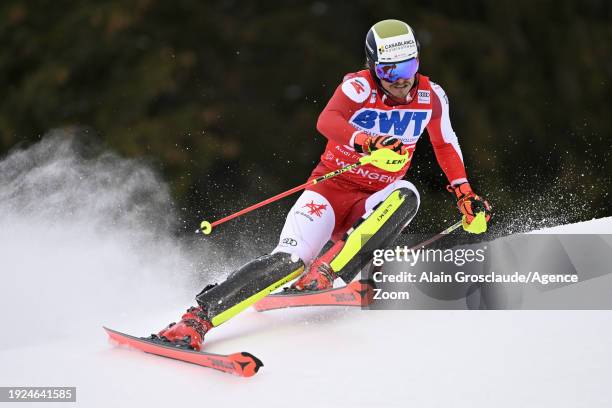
[365,19,420,83]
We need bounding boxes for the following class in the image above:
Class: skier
[153,19,491,350]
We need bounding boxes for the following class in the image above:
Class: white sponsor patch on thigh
[272,190,335,264]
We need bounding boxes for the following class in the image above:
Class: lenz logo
[351,109,428,137]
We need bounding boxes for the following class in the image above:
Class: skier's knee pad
[331,186,419,283]
[196,253,304,326]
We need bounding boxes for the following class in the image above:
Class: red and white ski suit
[273,70,468,264]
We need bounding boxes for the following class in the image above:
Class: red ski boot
[155,306,212,351]
[291,259,337,291]
[291,239,344,291]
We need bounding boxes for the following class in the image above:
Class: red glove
[354,132,405,154]
[447,182,492,225]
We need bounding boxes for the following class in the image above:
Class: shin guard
[196,253,304,326]
[331,187,419,283]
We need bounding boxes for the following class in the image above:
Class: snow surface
[1,136,611,408]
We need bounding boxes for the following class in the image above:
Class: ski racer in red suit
[153,19,492,350]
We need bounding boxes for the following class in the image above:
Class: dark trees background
[1,0,610,242]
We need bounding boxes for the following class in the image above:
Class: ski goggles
[374,58,419,83]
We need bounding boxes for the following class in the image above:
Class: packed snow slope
[1,135,610,408]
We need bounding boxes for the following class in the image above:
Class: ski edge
[254,280,375,312]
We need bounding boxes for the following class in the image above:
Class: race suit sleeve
[427,82,468,186]
[316,76,371,146]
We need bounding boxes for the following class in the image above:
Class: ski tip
[103,326,121,336]
[103,326,126,347]
[103,326,127,345]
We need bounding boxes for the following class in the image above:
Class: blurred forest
[1,0,610,244]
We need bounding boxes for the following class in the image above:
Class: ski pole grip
[200,221,213,235]
[365,149,410,172]
[358,155,373,165]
